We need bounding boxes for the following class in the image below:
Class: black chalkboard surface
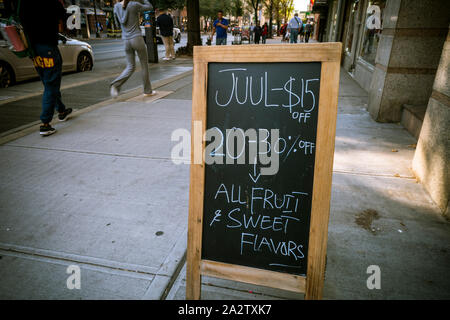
[202,62,321,276]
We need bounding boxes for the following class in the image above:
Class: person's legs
[168,35,175,58]
[51,53,67,115]
[290,29,298,43]
[32,44,66,126]
[111,40,135,93]
[216,37,226,45]
[162,36,170,59]
[132,36,153,94]
[262,35,266,43]
[305,32,310,43]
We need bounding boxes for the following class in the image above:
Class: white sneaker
[163,57,171,61]
[144,91,157,97]
[110,85,119,98]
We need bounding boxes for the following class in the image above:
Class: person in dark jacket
[157,9,175,60]
[19,0,72,136]
[304,21,312,43]
[254,24,262,44]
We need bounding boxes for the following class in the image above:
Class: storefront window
[344,0,359,53]
[328,0,339,41]
[360,0,386,65]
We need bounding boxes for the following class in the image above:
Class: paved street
[0,33,271,135]
[87,35,189,63]
[0,34,191,135]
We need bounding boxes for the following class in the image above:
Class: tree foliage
[279,0,294,22]
[245,0,261,24]
[152,0,186,11]
[231,0,244,17]
[263,0,274,37]
[199,0,233,20]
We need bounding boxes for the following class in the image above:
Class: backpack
[0,0,35,58]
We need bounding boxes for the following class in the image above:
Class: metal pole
[144,10,158,63]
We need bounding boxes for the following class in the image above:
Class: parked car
[0,34,94,88]
[140,25,181,44]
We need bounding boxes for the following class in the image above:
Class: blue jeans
[216,37,227,45]
[32,43,66,124]
[289,28,299,43]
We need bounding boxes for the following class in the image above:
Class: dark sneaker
[40,124,56,136]
[58,108,72,122]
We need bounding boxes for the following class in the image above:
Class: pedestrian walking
[262,23,268,44]
[288,13,302,44]
[97,21,104,33]
[19,0,72,136]
[111,0,155,98]
[305,21,312,43]
[157,9,175,60]
[299,22,305,42]
[211,10,229,45]
[254,24,262,44]
[280,23,288,42]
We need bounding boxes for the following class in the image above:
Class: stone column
[367,0,449,122]
[412,26,450,218]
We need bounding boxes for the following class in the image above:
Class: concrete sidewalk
[0,62,449,299]
[165,70,450,300]
[0,70,193,299]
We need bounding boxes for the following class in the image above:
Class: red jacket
[262,25,268,36]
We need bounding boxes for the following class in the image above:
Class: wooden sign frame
[187,43,342,300]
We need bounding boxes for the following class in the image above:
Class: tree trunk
[268,3,273,38]
[187,0,201,52]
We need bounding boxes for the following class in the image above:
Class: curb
[0,70,193,146]
[141,228,187,300]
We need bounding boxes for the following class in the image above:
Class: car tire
[76,52,93,72]
[0,62,15,88]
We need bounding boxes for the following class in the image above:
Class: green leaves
[152,0,186,11]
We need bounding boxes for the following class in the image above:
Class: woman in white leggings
[111,0,155,97]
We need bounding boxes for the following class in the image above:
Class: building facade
[313,0,450,217]
[63,0,117,38]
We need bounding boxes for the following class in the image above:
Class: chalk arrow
[249,157,261,183]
